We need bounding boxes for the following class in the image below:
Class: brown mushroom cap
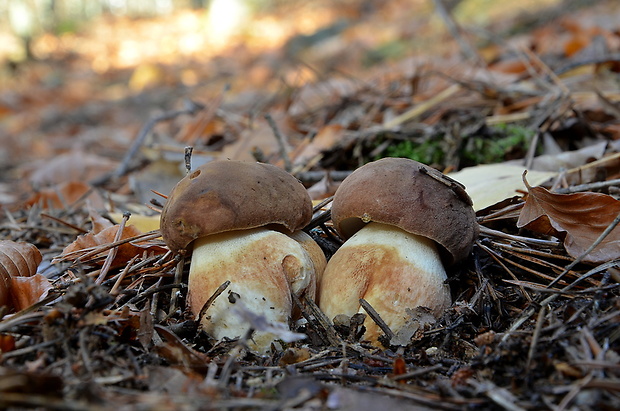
[160,160,312,254]
[330,158,478,265]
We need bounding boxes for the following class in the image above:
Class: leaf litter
[518,172,620,263]
[0,0,619,409]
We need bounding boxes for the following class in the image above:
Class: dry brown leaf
[0,240,47,311]
[10,275,53,312]
[24,181,105,210]
[29,150,117,187]
[292,124,345,168]
[57,209,165,267]
[517,173,620,263]
[449,164,556,211]
[306,173,340,201]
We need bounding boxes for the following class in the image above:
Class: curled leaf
[517,172,620,263]
[0,240,49,311]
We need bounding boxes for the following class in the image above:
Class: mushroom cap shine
[330,158,478,265]
[160,160,312,254]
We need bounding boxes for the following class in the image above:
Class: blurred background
[0,0,617,204]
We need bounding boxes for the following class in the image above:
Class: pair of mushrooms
[160,158,477,351]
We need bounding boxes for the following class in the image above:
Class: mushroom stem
[188,228,322,352]
[319,222,451,343]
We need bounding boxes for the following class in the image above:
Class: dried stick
[197,280,230,324]
[110,254,139,296]
[526,304,546,370]
[184,146,193,174]
[264,113,293,172]
[382,84,461,129]
[554,178,620,194]
[359,298,394,341]
[96,212,130,284]
[479,226,561,247]
[432,0,481,62]
[502,259,619,344]
[169,257,185,316]
[295,293,341,346]
[112,99,204,179]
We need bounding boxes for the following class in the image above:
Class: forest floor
[0,0,619,409]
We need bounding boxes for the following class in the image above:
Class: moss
[463,124,535,164]
[375,123,535,166]
[383,139,445,164]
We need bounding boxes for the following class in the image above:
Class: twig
[502,259,619,344]
[169,257,185,316]
[264,113,293,172]
[477,242,532,301]
[382,84,461,129]
[40,213,89,234]
[296,294,342,347]
[359,298,394,341]
[110,254,139,296]
[184,146,193,174]
[0,338,61,359]
[79,327,94,375]
[112,99,204,179]
[469,379,526,411]
[96,212,130,284]
[392,364,444,381]
[479,226,561,247]
[477,202,524,223]
[554,178,620,194]
[126,283,182,305]
[62,231,161,263]
[526,305,546,370]
[555,52,620,76]
[556,373,594,411]
[504,280,618,295]
[432,0,481,62]
[197,280,230,324]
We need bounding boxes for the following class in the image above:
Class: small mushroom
[319,158,478,343]
[160,160,326,352]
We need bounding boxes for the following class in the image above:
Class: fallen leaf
[24,181,105,210]
[10,275,53,312]
[55,209,165,267]
[0,240,48,312]
[29,150,117,187]
[449,164,556,211]
[292,124,345,169]
[278,347,311,365]
[306,173,340,201]
[517,173,620,263]
[109,212,161,233]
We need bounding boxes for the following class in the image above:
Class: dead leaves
[0,240,51,312]
[517,173,620,263]
[54,209,165,268]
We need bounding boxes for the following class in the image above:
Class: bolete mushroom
[160,160,326,352]
[319,158,477,343]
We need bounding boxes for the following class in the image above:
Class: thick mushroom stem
[188,228,321,352]
[319,222,451,343]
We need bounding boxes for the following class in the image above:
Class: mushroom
[160,160,326,352]
[319,158,478,343]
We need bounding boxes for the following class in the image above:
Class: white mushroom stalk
[320,222,450,343]
[189,228,321,352]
